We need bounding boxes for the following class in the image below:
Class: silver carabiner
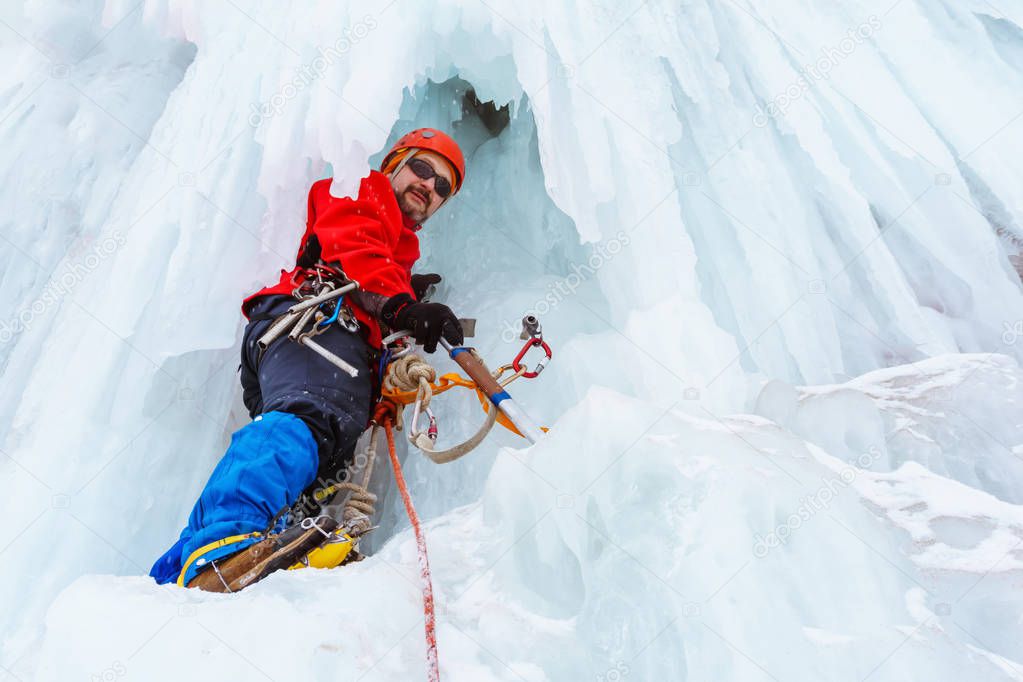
[338,307,360,333]
[409,400,436,445]
[381,329,415,359]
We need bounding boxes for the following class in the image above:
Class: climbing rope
[371,347,539,680]
[309,423,384,540]
[338,425,380,536]
[374,404,439,682]
[382,353,439,430]
[362,319,551,680]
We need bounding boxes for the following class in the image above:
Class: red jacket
[242,171,419,348]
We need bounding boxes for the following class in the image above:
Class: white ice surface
[2,1,1023,680]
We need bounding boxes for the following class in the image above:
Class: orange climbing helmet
[380,128,466,195]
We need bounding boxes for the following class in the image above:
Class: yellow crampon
[288,529,356,570]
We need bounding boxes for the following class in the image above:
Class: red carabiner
[512,337,552,379]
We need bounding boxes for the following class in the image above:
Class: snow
[2,0,1023,680]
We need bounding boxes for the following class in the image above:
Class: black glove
[382,294,463,353]
[410,273,442,301]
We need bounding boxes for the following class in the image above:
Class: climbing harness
[256,264,362,376]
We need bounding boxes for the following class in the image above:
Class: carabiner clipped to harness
[317,295,360,333]
[318,299,343,327]
[256,269,363,377]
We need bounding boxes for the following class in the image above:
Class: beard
[397,187,429,224]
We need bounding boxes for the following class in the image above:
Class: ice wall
[28,374,1023,680]
[2,0,1023,679]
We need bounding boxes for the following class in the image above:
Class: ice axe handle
[440,339,545,444]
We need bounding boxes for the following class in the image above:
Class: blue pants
[150,295,373,585]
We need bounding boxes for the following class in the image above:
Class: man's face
[390,150,455,224]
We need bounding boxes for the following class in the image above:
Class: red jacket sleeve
[307,174,415,299]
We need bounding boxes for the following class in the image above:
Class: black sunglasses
[406,157,453,199]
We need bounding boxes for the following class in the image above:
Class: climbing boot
[186,517,354,593]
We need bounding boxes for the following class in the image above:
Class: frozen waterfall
[1,1,1022,680]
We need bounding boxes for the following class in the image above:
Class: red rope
[383,417,440,681]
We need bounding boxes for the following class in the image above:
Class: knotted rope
[381,352,500,463]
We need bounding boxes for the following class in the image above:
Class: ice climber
[149,128,467,587]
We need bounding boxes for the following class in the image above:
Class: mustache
[405,186,430,204]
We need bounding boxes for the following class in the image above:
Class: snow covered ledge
[35,355,1023,680]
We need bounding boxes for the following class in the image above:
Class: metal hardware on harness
[308,297,359,335]
[334,304,360,333]
[381,330,416,360]
[287,305,318,342]
[291,280,359,313]
[298,336,360,377]
[255,273,362,377]
[257,281,360,350]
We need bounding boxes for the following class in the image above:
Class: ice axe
[383,315,549,447]
[439,324,546,444]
